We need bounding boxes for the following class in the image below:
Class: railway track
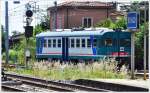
[2,85,26,92]
[4,73,109,92]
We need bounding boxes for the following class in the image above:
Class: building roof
[48,1,115,10]
[110,11,124,16]
[36,28,114,37]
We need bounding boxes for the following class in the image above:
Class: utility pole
[131,31,135,79]
[5,1,9,64]
[143,1,147,80]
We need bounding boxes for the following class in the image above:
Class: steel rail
[6,73,109,92]
[2,85,26,92]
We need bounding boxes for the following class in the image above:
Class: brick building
[47,1,116,30]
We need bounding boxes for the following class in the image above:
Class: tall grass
[9,58,129,80]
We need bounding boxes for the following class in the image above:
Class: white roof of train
[36,28,114,37]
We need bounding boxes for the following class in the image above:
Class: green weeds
[8,58,128,80]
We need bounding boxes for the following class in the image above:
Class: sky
[1,0,148,36]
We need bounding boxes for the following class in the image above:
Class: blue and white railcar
[36,28,131,62]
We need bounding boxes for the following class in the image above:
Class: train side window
[87,39,91,48]
[93,39,97,47]
[53,39,56,48]
[105,38,112,46]
[48,39,51,47]
[76,39,80,48]
[58,39,61,48]
[43,39,47,47]
[82,39,85,48]
[71,39,75,48]
[120,39,130,47]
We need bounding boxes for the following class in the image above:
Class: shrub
[9,49,17,62]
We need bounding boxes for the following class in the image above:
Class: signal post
[24,3,33,68]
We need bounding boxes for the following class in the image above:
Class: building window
[48,39,51,47]
[53,39,56,48]
[43,39,47,48]
[87,39,91,48]
[82,39,85,48]
[105,38,112,46]
[76,39,80,48]
[82,17,92,28]
[71,39,75,48]
[57,39,61,48]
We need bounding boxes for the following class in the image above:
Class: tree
[12,30,21,36]
[33,24,44,36]
[120,1,149,25]
[1,25,5,53]
[40,15,50,30]
[95,17,126,30]
[95,18,112,28]
[33,15,50,36]
[115,17,126,29]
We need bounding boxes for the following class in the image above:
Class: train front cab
[96,31,131,65]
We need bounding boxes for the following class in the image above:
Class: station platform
[89,79,149,89]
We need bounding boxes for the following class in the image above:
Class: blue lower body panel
[36,54,104,60]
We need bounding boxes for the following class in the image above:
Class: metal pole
[25,4,30,68]
[131,32,135,79]
[143,1,147,80]
[5,1,9,64]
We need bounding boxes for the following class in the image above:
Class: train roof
[36,28,115,37]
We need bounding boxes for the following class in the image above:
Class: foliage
[8,59,128,80]
[134,22,148,69]
[95,17,126,30]
[121,1,149,24]
[33,24,44,36]
[33,15,50,36]
[95,18,112,28]
[115,17,127,29]
[9,49,17,63]
[2,37,36,65]
[1,25,5,53]
[40,15,50,30]
[11,30,21,36]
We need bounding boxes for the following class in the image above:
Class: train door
[36,37,43,54]
[90,35,97,55]
[62,37,69,61]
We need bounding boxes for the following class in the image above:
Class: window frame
[53,39,56,48]
[87,38,91,48]
[70,38,75,48]
[82,17,93,28]
[57,39,61,48]
[48,39,51,48]
[105,38,113,46]
[43,39,47,48]
[76,38,80,48]
[81,39,86,48]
